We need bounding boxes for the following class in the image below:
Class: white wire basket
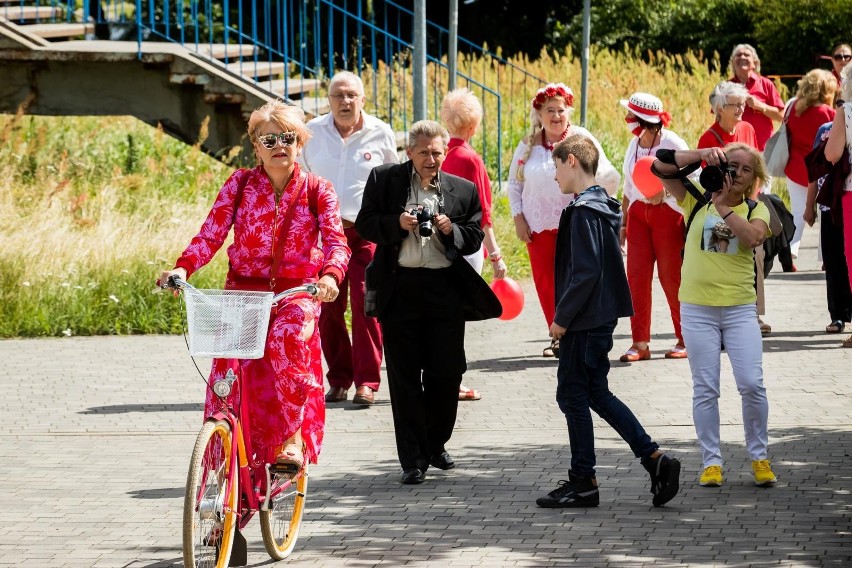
[182,288,274,359]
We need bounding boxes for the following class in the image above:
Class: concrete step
[254,77,322,98]
[288,96,330,117]
[18,22,93,40]
[193,43,257,60]
[0,6,58,21]
[224,60,286,79]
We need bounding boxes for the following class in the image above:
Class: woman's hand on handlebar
[157,267,187,296]
[315,274,339,303]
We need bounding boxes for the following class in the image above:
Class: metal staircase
[0,1,547,176]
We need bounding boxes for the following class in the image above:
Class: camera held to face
[699,157,737,192]
[409,205,435,237]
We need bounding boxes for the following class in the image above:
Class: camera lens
[699,164,732,192]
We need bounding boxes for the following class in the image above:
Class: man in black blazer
[355,120,502,484]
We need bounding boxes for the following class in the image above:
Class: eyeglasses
[257,132,297,149]
[833,54,852,61]
[724,102,746,109]
[329,92,361,102]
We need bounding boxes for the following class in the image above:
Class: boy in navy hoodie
[535,135,681,508]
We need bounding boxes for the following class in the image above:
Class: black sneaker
[536,473,599,508]
[641,453,681,507]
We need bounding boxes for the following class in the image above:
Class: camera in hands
[699,158,737,192]
[410,205,435,237]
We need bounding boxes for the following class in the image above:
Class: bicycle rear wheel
[259,467,308,559]
[183,419,239,568]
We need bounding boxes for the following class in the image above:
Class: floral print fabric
[176,164,350,463]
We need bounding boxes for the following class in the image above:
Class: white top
[622,129,689,212]
[299,111,400,221]
[507,125,620,233]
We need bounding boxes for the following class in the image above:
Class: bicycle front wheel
[259,467,308,560]
[183,419,239,568]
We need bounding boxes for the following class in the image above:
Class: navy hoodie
[553,185,633,331]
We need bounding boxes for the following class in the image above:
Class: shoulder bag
[763,99,795,178]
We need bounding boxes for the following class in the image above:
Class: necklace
[541,127,569,151]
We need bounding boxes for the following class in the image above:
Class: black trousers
[381,267,467,471]
[821,209,852,323]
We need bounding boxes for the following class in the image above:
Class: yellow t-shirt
[678,191,771,306]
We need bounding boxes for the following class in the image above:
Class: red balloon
[490,277,524,321]
[632,155,663,199]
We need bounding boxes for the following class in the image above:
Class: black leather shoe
[428,451,456,470]
[401,468,425,484]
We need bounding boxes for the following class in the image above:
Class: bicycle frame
[175,278,317,528]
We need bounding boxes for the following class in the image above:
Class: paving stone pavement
[1,228,850,567]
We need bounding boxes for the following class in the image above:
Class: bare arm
[710,177,768,249]
[748,96,784,122]
[825,110,846,163]
[654,147,727,202]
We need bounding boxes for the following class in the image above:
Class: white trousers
[680,302,770,467]
[786,179,808,258]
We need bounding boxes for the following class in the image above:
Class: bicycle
[161,276,318,568]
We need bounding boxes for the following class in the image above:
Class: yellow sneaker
[751,459,777,486]
[699,465,723,487]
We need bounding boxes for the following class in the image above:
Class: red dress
[175,164,350,463]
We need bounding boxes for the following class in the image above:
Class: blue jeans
[556,320,659,477]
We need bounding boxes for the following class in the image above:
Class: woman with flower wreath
[508,83,620,356]
[617,92,690,363]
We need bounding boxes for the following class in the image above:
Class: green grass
[0,47,793,337]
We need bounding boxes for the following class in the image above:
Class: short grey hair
[406,120,449,148]
[709,81,749,115]
[328,70,364,95]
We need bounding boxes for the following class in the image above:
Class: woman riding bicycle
[159,100,351,470]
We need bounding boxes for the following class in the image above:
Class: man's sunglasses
[258,132,297,149]
[833,54,852,61]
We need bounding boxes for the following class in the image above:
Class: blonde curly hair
[793,69,837,116]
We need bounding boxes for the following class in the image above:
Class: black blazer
[355,161,502,321]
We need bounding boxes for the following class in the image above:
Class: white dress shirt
[299,111,399,222]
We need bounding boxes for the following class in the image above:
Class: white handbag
[763,99,794,178]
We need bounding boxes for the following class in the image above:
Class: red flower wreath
[532,83,574,110]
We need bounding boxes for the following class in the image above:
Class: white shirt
[621,129,689,212]
[507,125,620,234]
[299,111,399,221]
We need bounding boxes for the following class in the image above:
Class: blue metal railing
[1,0,549,184]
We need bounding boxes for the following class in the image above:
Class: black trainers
[536,473,599,508]
[641,453,681,507]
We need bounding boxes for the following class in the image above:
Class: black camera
[410,206,435,237]
[699,160,737,192]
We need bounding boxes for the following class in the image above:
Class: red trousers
[625,201,685,345]
[527,229,558,330]
[319,227,383,391]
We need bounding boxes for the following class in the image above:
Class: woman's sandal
[620,346,651,363]
[826,320,845,334]
[275,442,305,473]
[542,338,560,358]
[842,335,852,348]
[458,387,482,401]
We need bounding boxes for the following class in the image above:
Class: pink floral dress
[175,164,350,463]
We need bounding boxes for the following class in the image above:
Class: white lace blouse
[507,125,620,234]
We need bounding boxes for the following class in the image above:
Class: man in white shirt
[299,70,399,406]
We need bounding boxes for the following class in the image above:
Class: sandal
[275,442,305,472]
[826,320,845,334]
[542,338,560,358]
[843,335,852,348]
[619,346,651,363]
[664,344,688,359]
[758,318,771,337]
[458,387,482,401]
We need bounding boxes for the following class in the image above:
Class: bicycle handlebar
[158,275,319,301]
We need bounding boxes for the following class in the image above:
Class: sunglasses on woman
[257,132,297,149]
[833,54,852,61]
